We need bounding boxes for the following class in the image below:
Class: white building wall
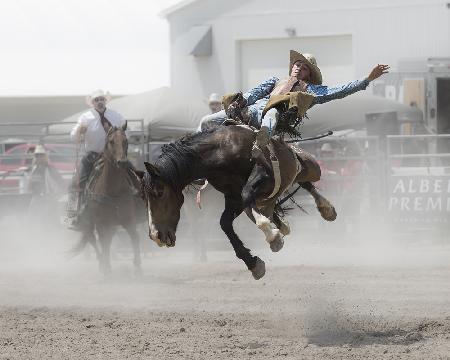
[166,0,450,99]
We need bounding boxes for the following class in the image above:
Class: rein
[285,131,333,143]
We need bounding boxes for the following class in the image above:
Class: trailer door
[437,78,450,134]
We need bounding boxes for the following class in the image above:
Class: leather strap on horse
[267,159,281,199]
[265,144,302,200]
[196,179,209,209]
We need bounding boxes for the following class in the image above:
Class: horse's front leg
[241,165,284,252]
[97,226,114,276]
[220,196,265,280]
[124,225,142,277]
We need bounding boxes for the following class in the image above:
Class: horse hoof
[318,205,337,221]
[316,197,337,221]
[270,236,284,252]
[251,257,266,280]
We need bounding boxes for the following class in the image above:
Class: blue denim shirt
[243,77,370,125]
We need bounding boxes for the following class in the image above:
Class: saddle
[85,157,105,196]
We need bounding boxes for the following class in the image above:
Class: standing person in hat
[26,145,66,226]
[207,93,223,114]
[27,144,65,196]
[197,93,224,131]
[67,89,126,228]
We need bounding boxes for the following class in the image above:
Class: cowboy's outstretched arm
[312,64,389,105]
[243,77,279,105]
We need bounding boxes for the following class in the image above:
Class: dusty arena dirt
[0,226,450,360]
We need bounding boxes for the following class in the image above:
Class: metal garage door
[239,35,353,90]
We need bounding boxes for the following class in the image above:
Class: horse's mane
[155,128,217,189]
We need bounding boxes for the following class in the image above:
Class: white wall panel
[167,0,450,100]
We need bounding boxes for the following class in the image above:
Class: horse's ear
[144,162,160,177]
[122,121,127,131]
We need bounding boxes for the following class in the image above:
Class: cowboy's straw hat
[289,50,323,85]
[86,89,111,106]
[34,144,47,155]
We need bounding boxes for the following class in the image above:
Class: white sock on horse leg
[251,209,281,243]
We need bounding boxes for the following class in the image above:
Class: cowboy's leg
[260,108,278,135]
[71,151,97,223]
[197,110,227,132]
[251,108,279,158]
[78,152,98,190]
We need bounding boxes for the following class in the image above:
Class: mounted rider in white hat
[67,89,127,229]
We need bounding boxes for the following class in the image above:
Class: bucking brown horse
[134,125,336,279]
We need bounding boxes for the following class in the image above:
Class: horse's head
[134,162,184,247]
[103,121,128,169]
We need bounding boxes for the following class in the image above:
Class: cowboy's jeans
[197,98,272,132]
[260,108,279,136]
[78,151,99,191]
[67,151,98,221]
[197,110,228,131]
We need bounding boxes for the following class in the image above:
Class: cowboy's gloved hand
[226,92,247,121]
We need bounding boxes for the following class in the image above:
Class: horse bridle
[102,127,128,165]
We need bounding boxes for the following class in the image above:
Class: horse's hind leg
[301,182,337,221]
[242,165,284,252]
[291,146,337,221]
[220,196,265,280]
[85,231,101,262]
[124,225,142,277]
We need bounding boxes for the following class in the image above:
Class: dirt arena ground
[1,218,449,360]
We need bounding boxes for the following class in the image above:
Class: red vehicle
[0,143,76,192]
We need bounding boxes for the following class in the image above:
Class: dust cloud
[0,190,449,359]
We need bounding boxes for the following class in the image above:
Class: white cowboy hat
[208,93,222,104]
[34,144,47,155]
[86,89,111,106]
[289,50,323,85]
